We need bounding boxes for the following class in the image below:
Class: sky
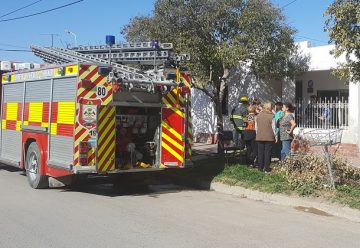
[0,0,334,63]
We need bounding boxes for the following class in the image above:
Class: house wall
[191,87,216,138]
[296,70,348,102]
[282,78,295,103]
[225,70,282,131]
[298,41,347,71]
[191,68,283,137]
[191,41,359,151]
[347,82,360,148]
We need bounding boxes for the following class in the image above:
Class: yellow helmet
[240,96,249,102]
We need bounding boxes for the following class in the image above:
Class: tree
[122,0,308,153]
[325,0,360,83]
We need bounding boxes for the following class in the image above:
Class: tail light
[79,141,90,166]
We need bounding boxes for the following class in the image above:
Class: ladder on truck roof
[70,42,173,65]
[30,45,176,86]
[73,42,173,51]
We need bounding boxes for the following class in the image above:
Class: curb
[210,182,360,223]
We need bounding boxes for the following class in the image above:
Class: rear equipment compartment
[115,106,161,170]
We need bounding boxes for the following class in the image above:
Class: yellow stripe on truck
[29,102,43,123]
[57,102,75,124]
[161,140,184,163]
[6,103,18,121]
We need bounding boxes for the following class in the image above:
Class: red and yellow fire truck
[0,63,192,188]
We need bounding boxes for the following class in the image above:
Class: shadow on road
[0,153,226,198]
[58,155,225,197]
[0,163,24,175]
[58,175,190,197]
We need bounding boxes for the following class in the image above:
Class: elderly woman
[255,101,277,173]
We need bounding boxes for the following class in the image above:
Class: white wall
[346,82,360,148]
[224,69,282,131]
[298,41,347,71]
[282,78,295,103]
[191,68,283,136]
[191,88,216,136]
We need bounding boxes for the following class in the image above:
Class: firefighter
[230,96,249,148]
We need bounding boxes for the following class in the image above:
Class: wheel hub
[28,152,38,182]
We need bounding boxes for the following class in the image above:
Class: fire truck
[0,42,192,188]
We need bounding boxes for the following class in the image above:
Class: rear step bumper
[72,164,193,174]
[73,166,165,174]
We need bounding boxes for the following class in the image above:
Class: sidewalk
[188,142,360,223]
[210,182,360,223]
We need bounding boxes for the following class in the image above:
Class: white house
[192,41,360,152]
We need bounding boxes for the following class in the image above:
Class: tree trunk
[216,66,230,154]
[215,99,224,155]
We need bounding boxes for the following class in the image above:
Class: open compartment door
[160,107,185,168]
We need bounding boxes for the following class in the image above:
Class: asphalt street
[1,164,359,248]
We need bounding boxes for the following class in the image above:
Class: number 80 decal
[96,86,107,98]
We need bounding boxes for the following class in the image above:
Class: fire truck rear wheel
[25,142,48,189]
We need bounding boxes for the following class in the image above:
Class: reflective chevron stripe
[97,106,116,172]
[161,108,185,167]
[77,65,113,105]
[182,73,193,159]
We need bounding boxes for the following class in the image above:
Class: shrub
[273,154,360,192]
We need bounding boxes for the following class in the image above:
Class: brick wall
[308,143,359,158]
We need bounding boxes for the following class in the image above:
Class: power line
[0,0,85,22]
[0,48,32,52]
[281,0,298,9]
[0,0,43,19]
[0,43,29,49]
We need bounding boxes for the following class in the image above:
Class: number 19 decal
[96,86,107,98]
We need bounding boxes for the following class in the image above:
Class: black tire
[25,142,48,189]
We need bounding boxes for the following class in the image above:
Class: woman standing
[272,102,284,160]
[279,103,297,160]
[255,102,276,172]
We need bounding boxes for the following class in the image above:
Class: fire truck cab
[0,63,192,188]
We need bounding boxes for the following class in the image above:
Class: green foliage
[122,0,309,153]
[334,184,360,209]
[208,155,360,208]
[325,0,360,82]
[122,0,308,89]
[214,164,291,194]
[274,154,360,189]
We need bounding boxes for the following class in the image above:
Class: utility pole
[64,29,78,47]
[41,33,59,47]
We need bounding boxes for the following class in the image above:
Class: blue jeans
[281,140,292,160]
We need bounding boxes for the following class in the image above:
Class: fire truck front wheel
[25,142,48,189]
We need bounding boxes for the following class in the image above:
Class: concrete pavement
[1,164,360,248]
